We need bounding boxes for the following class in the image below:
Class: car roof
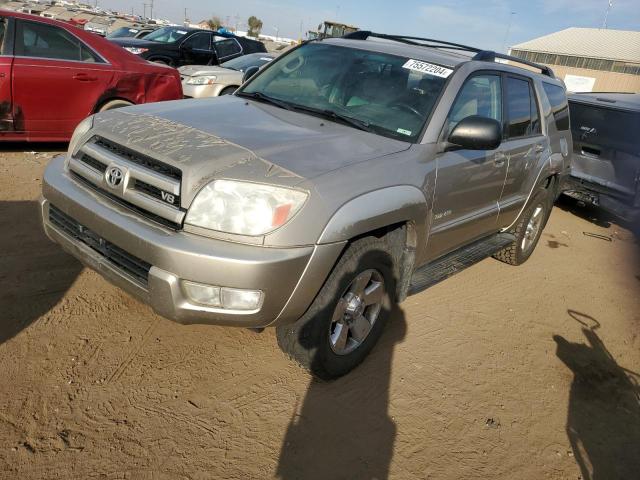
[568,92,640,112]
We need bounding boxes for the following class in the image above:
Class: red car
[0,10,183,142]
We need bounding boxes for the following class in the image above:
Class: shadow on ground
[556,195,640,238]
[0,201,82,345]
[0,142,67,154]
[554,310,640,480]
[277,285,407,480]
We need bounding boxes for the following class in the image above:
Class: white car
[180,53,276,98]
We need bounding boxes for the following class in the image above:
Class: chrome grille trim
[68,138,185,227]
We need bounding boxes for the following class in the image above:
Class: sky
[96,0,640,52]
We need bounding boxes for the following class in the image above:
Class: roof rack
[342,31,555,78]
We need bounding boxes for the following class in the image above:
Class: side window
[447,74,502,132]
[183,33,211,51]
[214,39,242,58]
[542,82,569,131]
[15,20,101,63]
[505,76,535,138]
[529,83,541,135]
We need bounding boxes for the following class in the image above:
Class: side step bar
[408,233,515,295]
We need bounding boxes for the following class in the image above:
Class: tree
[206,16,223,31]
[247,16,263,37]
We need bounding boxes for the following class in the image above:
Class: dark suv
[564,92,640,223]
[110,26,267,67]
[41,32,571,379]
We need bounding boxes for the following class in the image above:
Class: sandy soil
[0,145,639,480]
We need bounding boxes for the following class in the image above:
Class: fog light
[221,287,263,311]
[182,281,221,307]
[182,281,263,311]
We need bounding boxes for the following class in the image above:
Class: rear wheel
[98,99,133,112]
[276,237,394,380]
[493,188,552,265]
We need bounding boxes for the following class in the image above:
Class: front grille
[70,172,181,230]
[49,205,152,287]
[94,137,182,181]
[67,136,186,228]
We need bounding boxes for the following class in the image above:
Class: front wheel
[493,188,552,265]
[98,99,133,112]
[276,237,394,380]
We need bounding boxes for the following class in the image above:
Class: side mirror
[448,115,502,151]
[242,66,260,84]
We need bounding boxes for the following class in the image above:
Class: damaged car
[0,10,182,142]
[563,92,640,223]
[41,32,570,378]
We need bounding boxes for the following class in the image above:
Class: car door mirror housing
[448,116,502,151]
[242,66,260,84]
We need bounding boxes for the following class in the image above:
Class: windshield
[222,54,273,72]
[107,27,140,39]
[144,27,189,44]
[240,43,449,141]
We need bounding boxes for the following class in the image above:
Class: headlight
[185,180,308,236]
[124,47,148,54]
[186,75,217,85]
[68,115,94,156]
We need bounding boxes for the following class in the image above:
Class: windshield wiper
[289,104,373,133]
[236,92,294,111]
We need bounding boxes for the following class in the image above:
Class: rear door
[428,72,507,259]
[496,75,546,227]
[180,32,214,66]
[213,38,243,64]
[11,19,113,138]
[0,16,14,132]
[569,100,640,199]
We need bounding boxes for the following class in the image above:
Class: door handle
[494,152,507,167]
[73,73,97,82]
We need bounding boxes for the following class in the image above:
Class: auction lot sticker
[403,59,453,78]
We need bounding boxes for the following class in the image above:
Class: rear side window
[15,20,102,63]
[0,18,6,55]
[447,74,502,133]
[215,39,242,59]
[542,83,569,131]
[505,76,541,138]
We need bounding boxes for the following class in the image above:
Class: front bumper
[41,156,343,327]
[181,83,225,99]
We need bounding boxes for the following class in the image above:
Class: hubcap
[329,269,385,356]
[521,204,544,252]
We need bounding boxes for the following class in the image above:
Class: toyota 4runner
[41,32,571,379]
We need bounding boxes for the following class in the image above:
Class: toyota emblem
[106,166,124,188]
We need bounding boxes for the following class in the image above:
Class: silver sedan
[179,53,275,98]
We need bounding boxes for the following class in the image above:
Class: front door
[0,16,14,132]
[11,19,113,138]
[428,73,507,260]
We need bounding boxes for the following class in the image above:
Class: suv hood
[90,95,410,205]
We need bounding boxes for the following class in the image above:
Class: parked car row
[0,10,182,141]
[0,9,273,141]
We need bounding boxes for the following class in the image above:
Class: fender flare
[317,186,429,245]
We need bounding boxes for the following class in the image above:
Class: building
[510,27,640,93]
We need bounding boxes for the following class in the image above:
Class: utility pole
[184,8,189,26]
[502,11,516,53]
[149,0,154,20]
[602,0,613,29]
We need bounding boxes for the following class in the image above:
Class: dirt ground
[0,145,639,480]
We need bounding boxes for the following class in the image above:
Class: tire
[493,187,553,266]
[276,237,395,380]
[98,99,133,112]
[219,86,238,96]
[150,59,173,67]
